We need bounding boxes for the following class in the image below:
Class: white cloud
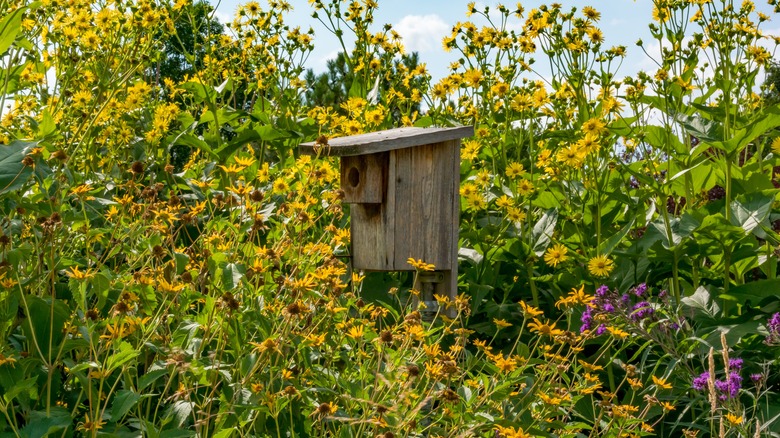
[394,14,450,53]
[213,10,232,25]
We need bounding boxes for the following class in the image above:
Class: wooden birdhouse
[300,126,474,312]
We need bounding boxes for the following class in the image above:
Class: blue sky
[209,0,779,82]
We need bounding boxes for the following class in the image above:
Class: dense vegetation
[0,0,779,436]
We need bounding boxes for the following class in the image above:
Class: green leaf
[20,296,69,362]
[21,408,71,437]
[138,368,168,391]
[111,389,141,421]
[106,342,140,372]
[0,140,37,194]
[172,134,218,160]
[532,208,558,256]
[681,286,720,319]
[730,194,773,234]
[0,7,25,55]
[2,377,37,403]
[222,263,245,290]
[720,278,780,305]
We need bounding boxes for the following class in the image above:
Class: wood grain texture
[340,153,387,204]
[299,126,474,156]
[392,140,458,271]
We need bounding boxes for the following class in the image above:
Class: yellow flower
[557,284,594,309]
[588,254,614,277]
[771,137,780,155]
[66,266,94,280]
[495,425,530,438]
[493,318,512,328]
[544,243,569,267]
[493,355,517,373]
[0,353,16,367]
[661,401,675,411]
[528,318,564,337]
[518,300,544,317]
[506,161,525,178]
[346,325,364,340]
[407,258,435,271]
[516,179,534,196]
[652,375,673,390]
[607,326,629,339]
[725,413,743,425]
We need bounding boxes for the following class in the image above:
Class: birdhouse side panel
[391,141,459,271]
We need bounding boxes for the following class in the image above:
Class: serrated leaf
[111,389,141,421]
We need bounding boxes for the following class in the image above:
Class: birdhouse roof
[299,126,474,157]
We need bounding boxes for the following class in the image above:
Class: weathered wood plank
[299,126,474,156]
[351,202,392,270]
[340,153,387,204]
[393,141,458,271]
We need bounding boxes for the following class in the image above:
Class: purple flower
[596,285,609,297]
[765,312,780,345]
[750,373,764,382]
[621,294,630,306]
[728,358,743,370]
[580,307,593,333]
[634,283,647,297]
[715,372,742,400]
[692,372,709,391]
[595,324,607,336]
[602,303,615,313]
[630,301,654,321]
[770,312,780,331]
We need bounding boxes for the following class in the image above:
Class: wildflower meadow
[1,0,780,436]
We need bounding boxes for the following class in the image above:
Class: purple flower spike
[634,283,647,297]
[595,324,607,335]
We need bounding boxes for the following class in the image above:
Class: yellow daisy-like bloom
[528,318,564,337]
[518,300,544,317]
[588,254,614,277]
[652,375,673,390]
[725,413,743,425]
[493,318,512,328]
[407,258,435,271]
[544,243,569,267]
[771,137,780,155]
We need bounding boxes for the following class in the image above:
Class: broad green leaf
[172,134,218,160]
[106,341,141,372]
[111,389,141,421]
[720,278,780,305]
[20,296,69,362]
[681,287,720,319]
[0,140,37,194]
[222,263,245,290]
[532,208,558,256]
[20,408,71,438]
[0,7,25,55]
[2,377,37,403]
[729,194,773,234]
[138,368,169,391]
